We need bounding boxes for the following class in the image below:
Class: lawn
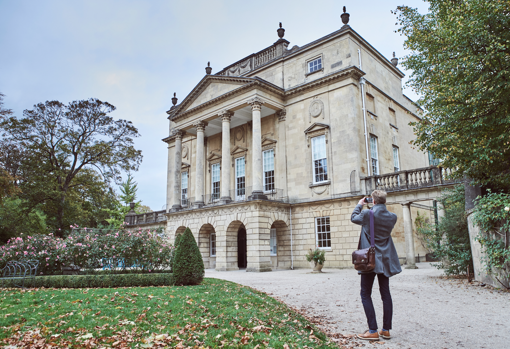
[0,278,338,348]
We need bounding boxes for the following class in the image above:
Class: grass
[0,278,338,348]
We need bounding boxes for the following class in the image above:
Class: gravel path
[205,263,510,349]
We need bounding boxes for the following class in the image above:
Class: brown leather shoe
[356,330,380,341]
[379,330,391,339]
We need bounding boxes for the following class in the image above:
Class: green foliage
[473,191,510,280]
[0,228,173,275]
[394,1,510,190]
[0,98,142,236]
[173,228,204,286]
[0,273,174,288]
[416,186,473,276]
[0,197,48,244]
[306,248,326,266]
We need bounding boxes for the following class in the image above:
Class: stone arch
[198,223,216,269]
[173,226,187,242]
[270,220,292,269]
[223,220,246,271]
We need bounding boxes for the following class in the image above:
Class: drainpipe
[290,206,294,270]
[358,49,371,176]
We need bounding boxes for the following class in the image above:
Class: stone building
[162,9,433,272]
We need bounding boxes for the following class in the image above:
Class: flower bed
[0,228,173,275]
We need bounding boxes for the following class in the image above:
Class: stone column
[219,110,233,203]
[276,109,287,197]
[402,202,417,268]
[248,97,267,200]
[171,130,185,211]
[194,121,207,207]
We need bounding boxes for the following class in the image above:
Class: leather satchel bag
[352,210,376,272]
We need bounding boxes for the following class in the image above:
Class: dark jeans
[360,272,392,331]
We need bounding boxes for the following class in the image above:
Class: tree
[0,98,142,236]
[0,93,19,204]
[394,1,510,190]
[173,228,204,285]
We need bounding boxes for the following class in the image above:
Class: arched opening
[198,223,216,269]
[270,220,291,269]
[224,220,246,271]
[237,227,247,269]
[174,226,186,242]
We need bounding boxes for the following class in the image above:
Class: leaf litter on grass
[0,279,340,348]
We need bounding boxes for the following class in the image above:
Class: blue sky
[0,0,429,210]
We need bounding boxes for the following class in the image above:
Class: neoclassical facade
[162,11,432,271]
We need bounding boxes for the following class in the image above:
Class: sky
[0,0,430,211]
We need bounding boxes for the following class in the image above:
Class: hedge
[0,272,174,289]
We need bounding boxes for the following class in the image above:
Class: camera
[364,197,373,203]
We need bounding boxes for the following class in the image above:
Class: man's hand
[358,198,366,206]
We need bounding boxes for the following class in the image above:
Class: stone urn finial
[205,61,212,75]
[277,22,285,39]
[171,92,178,106]
[341,6,350,26]
[391,52,399,67]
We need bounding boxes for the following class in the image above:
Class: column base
[248,191,268,200]
[405,264,418,269]
[170,204,182,212]
[193,201,204,208]
[220,196,232,204]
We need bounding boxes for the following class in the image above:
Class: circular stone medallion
[309,99,324,118]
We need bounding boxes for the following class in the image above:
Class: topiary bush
[170,232,183,272]
[173,227,204,286]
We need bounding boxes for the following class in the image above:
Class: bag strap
[369,209,375,248]
[357,209,376,249]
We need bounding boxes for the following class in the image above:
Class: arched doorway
[237,227,247,269]
[198,224,216,269]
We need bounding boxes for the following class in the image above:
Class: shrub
[173,227,204,286]
[170,232,184,272]
[0,227,174,275]
[0,234,65,274]
[0,272,174,288]
[416,185,473,276]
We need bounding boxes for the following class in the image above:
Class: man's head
[371,190,387,205]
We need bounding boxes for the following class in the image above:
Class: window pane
[393,146,400,171]
[212,164,220,200]
[270,228,277,255]
[315,216,331,249]
[210,233,216,256]
[236,157,245,177]
[312,135,326,160]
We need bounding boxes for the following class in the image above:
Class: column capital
[277,108,287,122]
[172,129,185,140]
[219,109,234,122]
[248,97,264,111]
[194,120,208,132]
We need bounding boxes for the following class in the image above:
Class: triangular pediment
[177,75,256,113]
[261,136,277,147]
[231,145,248,156]
[304,122,330,134]
[207,151,221,162]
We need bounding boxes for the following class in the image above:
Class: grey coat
[351,203,402,277]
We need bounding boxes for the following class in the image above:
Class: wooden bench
[0,260,39,289]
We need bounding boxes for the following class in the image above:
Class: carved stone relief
[182,144,189,159]
[309,99,324,122]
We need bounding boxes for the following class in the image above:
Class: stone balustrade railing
[216,39,289,77]
[361,166,458,194]
[124,209,167,226]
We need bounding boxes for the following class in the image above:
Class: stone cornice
[284,66,364,97]
[170,78,285,123]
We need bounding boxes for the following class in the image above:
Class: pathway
[205,263,510,349]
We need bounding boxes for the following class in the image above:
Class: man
[350,190,401,341]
